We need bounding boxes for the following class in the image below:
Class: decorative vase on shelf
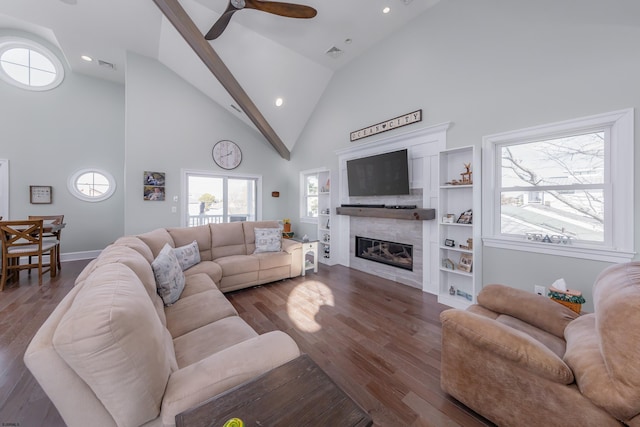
[283,223,291,233]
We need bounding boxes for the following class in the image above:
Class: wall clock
[212,140,242,170]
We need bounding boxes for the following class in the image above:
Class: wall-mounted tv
[347,149,410,197]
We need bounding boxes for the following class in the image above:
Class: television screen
[347,149,410,197]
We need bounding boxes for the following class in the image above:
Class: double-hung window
[482,109,634,262]
[300,169,321,223]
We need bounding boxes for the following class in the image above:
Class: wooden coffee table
[175,354,372,427]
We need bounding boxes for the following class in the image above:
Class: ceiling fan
[205,0,317,40]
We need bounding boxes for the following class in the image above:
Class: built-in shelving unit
[317,170,333,265]
[437,146,481,309]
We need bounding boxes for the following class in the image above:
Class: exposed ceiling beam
[153,0,291,160]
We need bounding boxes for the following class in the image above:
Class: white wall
[0,30,125,255]
[124,53,292,235]
[288,0,640,311]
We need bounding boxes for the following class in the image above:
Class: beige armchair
[440,262,640,427]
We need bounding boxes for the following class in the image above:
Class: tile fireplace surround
[347,193,424,289]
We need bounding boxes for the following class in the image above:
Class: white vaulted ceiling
[0,0,440,151]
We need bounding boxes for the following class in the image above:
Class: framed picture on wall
[30,186,52,204]
[144,171,165,201]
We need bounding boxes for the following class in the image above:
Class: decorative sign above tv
[346,149,410,197]
[350,110,422,142]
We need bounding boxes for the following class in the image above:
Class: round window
[0,37,64,91]
[68,169,116,202]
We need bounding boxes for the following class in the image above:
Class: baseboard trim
[60,250,102,262]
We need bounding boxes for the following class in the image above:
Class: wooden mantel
[336,207,436,221]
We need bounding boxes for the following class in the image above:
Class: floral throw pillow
[151,243,185,306]
[173,240,201,271]
[253,228,282,253]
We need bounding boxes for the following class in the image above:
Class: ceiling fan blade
[245,0,317,19]
[205,2,239,40]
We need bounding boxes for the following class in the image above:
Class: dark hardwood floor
[0,260,494,427]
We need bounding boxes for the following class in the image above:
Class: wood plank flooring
[0,260,495,427]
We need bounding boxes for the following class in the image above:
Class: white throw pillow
[151,243,185,306]
[253,227,282,253]
[173,240,201,271]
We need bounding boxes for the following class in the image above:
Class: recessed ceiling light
[275,97,284,107]
[383,6,391,14]
[344,38,352,44]
[81,55,93,62]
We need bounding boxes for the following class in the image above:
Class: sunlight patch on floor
[286,280,334,333]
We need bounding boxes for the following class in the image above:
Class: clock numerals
[212,140,242,170]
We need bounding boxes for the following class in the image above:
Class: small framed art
[458,253,473,272]
[30,186,52,204]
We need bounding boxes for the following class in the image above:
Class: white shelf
[437,146,481,309]
[317,170,334,266]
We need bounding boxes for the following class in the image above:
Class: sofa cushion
[138,228,175,258]
[168,225,212,262]
[173,316,258,368]
[113,235,154,263]
[52,264,173,427]
[253,227,282,253]
[173,240,201,271]
[152,244,185,306]
[210,222,246,259]
[164,288,238,338]
[215,255,260,277]
[254,251,291,270]
[184,260,223,285]
[181,273,219,298]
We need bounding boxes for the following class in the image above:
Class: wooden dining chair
[0,220,57,291]
[28,215,64,271]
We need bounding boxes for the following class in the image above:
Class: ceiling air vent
[230,104,243,113]
[325,46,344,59]
[98,60,116,70]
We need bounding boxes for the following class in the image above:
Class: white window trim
[300,167,326,224]
[180,169,262,227]
[482,108,634,263]
[0,36,65,91]
[67,168,116,202]
[0,159,8,220]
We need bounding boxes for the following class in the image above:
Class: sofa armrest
[478,284,579,338]
[281,238,302,254]
[441,309,574,384]
[160,331,300,426]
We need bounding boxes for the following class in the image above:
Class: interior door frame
[0,159,8,220]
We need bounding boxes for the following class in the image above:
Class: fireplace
[355,236,413,271]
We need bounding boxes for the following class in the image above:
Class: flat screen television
[347,149,410,197]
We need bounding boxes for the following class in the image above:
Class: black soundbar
[385,205,417,209]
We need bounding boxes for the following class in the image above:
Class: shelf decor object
[30,185,52,204]
[437,146,482,309]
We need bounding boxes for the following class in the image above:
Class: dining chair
[28,215,64,271]
[0,220,57,291]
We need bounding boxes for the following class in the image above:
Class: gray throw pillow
[151,243,185,306]
[253,227,282,253]
[173,240,201,271]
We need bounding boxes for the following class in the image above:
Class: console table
[175,354,372,427]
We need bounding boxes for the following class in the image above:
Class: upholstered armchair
[440,262,640,427]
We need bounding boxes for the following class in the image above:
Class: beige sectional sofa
[24,221,303,427]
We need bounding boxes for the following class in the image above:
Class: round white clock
[212,140,242,170]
